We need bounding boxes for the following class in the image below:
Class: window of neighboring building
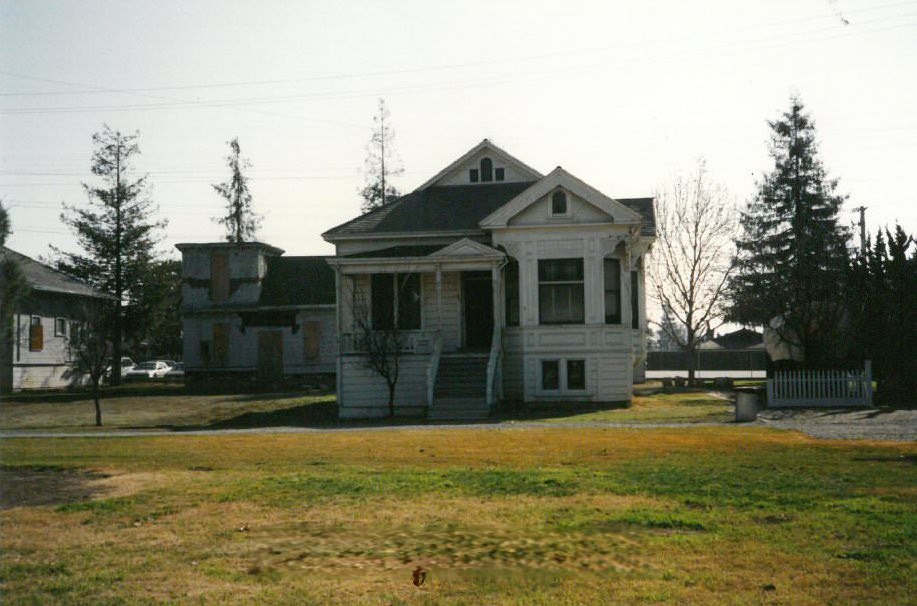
[200,341,211,367]
[504,258,520,327]
[480,157,493,182]
[303,320,321,362]
[495,167,505,181]
[55,317,67,337]
[29,316,43,352]
[541,360,559,390]
[631,270,640,329]
[211,252,229,303]
[371,273,421,330]
[469,168,479,183]
[604,258,622,324]
[551,190,568,215]
[567,359,586,390]
[538,258,584,325]
[213,323,229,367]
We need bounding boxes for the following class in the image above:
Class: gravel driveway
[755,407,917,442]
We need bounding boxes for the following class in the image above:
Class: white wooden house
[175,242,336,387]
[323,140,655,419]
[0,247,110,391]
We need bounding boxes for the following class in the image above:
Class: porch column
[435,265,443,332]
[491,263,502,333]
[334,267,343,405]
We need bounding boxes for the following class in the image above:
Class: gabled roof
[259,256,335,306]
[0,246,108,299]
[323,182,534,240]
[479,167,644,229]
[616,198,656,237]
[415,139,543,191]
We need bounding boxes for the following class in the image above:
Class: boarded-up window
[211,252,229,303]
[213,323,229,367]
[29,317,43,352]
[303,321,321,362]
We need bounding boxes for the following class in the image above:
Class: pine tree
[1,201,30,387]
[727,97,850,368]
[213,137,261,242]
[360,99,403,213]
[55,125,166,384]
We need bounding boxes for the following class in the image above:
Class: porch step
[427,397,491,421]
[434,355,488,399]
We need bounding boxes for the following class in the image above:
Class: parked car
[164,362,184,380]
[124,360,172,381]
[104,357,136,380]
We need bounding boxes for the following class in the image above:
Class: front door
[463,272,493,350]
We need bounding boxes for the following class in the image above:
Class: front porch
[329,239,507,419]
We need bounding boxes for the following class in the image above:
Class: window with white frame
[55,317,67,337]
[538,258,584,325]
[551,190,568,215]
[604,258,622,324]
[541,358,586,391]
[371,273,421,330]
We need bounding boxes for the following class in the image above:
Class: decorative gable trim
[415,139,543,191]
[431,238,505,259]
[479,167,644,229]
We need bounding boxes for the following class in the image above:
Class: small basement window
[541,360,560,390]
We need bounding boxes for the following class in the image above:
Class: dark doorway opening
[463,271,493,350]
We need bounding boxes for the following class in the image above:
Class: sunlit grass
[2,426,915,604]
[537,391,734,424]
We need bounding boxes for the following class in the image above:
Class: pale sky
[2,0,915,273]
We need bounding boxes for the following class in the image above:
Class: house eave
[323,228,485,244]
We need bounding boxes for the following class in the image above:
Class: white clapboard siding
[339,354,429,418]
[766,362,873,408]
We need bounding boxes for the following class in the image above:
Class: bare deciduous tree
[68,304,113,426]
[649,159,736,385]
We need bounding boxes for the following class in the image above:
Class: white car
[124,360,173,381]
[164,362,185,380]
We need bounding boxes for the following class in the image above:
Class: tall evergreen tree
[1,201,30,390]
[55,125,166,384]
[213,137,261,242]
[847,225,917,405]
[727,97,850,368]
[360,98,403,213]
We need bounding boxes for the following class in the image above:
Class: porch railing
[766,361,873,408]
[340,330,439,355]
[486,326,502,407]
[426,331,443,408]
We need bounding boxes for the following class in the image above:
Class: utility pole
[853,206,867,253]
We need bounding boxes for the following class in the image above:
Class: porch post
[435,265,443,332]
[334,267,344,406]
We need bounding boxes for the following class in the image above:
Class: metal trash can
[735,387,764,422]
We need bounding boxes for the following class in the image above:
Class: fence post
[864,360,873,407]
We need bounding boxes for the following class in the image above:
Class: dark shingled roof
[0,246,108,299]
[258,256,335,306]
[617,198,656,237]
[714,328,763,350]
[324,182,535,238]
[344,245,446,259]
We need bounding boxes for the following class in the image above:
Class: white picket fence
[766,361,873,408]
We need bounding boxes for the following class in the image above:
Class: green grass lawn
[0,386,734,431]
[1,418,915,604]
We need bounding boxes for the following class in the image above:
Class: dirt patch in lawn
[0,466,114,509]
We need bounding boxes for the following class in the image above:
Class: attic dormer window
[551,190,568,215]
[495,167,504,181]
[469,168,479,183]
[480,157,493,182]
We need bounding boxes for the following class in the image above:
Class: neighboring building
[175,242,336,387]
[0,247,109,391]
[323,140,656,419]
[698,328,764,350]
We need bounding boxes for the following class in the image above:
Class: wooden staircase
[428,354,490,421]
